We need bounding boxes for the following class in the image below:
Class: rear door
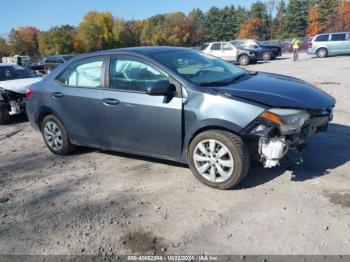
[329,33,347,53]
[52,56,108,147]
[345,33,350,54]
[101,56,183,159]
[208,43,222,58]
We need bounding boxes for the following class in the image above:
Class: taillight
[308,42,312,48]
[26,86,33,98]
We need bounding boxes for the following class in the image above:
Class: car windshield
[0,65,37,81]
[63,56,75,61]
[150,50,246,86]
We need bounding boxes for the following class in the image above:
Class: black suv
[232,40,282,61]
[43,55,75,74]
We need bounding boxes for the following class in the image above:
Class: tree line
[0,0,349,58]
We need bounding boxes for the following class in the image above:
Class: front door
[221,42,237,61]
[102,56,183,160]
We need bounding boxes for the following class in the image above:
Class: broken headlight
[260,108,310,135]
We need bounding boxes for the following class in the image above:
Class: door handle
[102,98,120,106]
[52,92,63,98]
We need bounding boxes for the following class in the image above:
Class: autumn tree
[307,7,322,36]
[0,37,10,58]
[140,12,189,46]
[339,0,350,31]
[238,18,264,39]
[77,12,115,51]
[248,1,270,39]
[8,27,40,55]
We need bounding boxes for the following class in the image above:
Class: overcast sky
[0,0,256,35]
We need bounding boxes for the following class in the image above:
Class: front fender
[180,91,265,163]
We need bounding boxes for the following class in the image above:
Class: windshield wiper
[199,73,248,87]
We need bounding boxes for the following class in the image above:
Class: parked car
[200,42,259,65]
[232,39,282,61]
[284,37,310,52]
[43,55,75,73]
[28,63,46,75]
[307,32,350,58]
[0,64,42,124]
[2,55,30,66]
[26,47,335,189]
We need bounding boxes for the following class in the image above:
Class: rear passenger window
[57,58,104,87]
[315,35,329,42]
[210,43,221,51]
[331,33,346,41]
[109,57,167,92]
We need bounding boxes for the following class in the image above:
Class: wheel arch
[180,120,243,163]
[316,46,328,55]
[36,106,62,130]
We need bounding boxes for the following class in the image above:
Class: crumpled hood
[0,77,42,94]
[219,72,335,110]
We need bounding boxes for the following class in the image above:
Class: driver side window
[109,57,167,92]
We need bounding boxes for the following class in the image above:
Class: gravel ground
[0,52,349,255]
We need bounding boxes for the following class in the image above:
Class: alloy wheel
[43,121,63,151]
[193,139,234,183]
[239,56,249,65]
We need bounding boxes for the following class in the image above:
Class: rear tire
[262,51,272,61]
[188,130,250,190]
[316,48,328,58]
[238,54,250,66]
[0,104,10,125]
[41,115,75,155]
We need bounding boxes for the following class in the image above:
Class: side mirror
[146,80,175,96]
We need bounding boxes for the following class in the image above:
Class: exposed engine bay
[245,107,333,168]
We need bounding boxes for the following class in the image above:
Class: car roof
[0,63,18,67]
[314,32,350,36]
[68,46,191,61]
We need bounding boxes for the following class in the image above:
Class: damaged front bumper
[0,88,26,115]
[243,107,334,168]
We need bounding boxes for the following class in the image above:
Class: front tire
[41,115,75,155]
[316,48,328,58]
[0,104,10,125]
[188,130,250,190]
[238,54,250,66]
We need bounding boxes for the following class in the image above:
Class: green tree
[273,0,286,39]
[0,37,10,58]
[318,0,338,31]
[38,25,75,55]
[280,0,309,38]
[248,1,270,39]
[203,6,239,41]
[77,12,115,51]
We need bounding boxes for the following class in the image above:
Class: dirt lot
[0,53,349,255]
